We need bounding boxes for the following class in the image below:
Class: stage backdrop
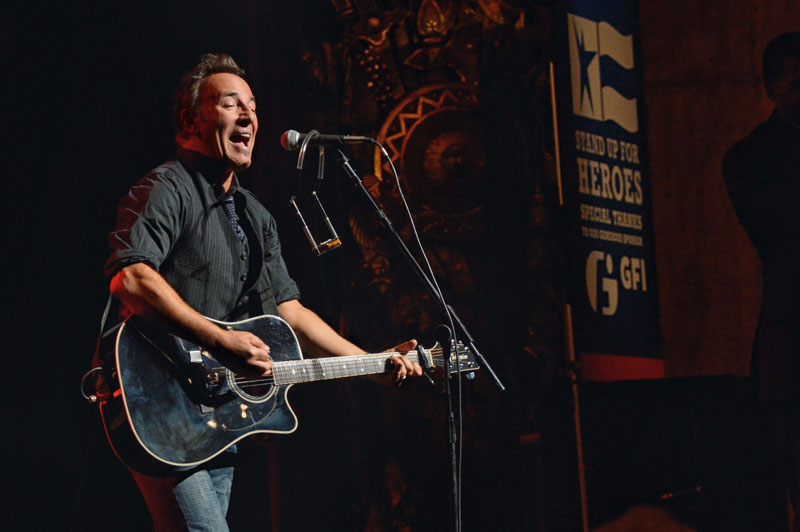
[555,0,662,381]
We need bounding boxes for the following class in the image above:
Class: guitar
[98,314,479,475]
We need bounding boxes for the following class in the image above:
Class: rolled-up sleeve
[262,214,301,304]
[104,170,187,280]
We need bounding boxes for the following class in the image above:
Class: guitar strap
[81,293,122,405]
[224,287,267,322]
[90,293,124,367]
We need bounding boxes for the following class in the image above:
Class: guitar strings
[200,346,458,390]
[207,363,450,388]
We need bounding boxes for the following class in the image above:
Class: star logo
[574,22,597,114]
[568,13,638,132]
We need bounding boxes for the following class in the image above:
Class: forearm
[277,300,422,385]
[277,299,366,358]
[109,262,227,350]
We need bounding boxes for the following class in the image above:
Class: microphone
[280,130,372,151]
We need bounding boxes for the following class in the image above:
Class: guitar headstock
[419,341,480,377]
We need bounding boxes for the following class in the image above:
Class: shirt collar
[176,147,240,200]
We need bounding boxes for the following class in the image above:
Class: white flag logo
[568,13,638,133]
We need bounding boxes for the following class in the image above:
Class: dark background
[7,2,546,530]
[4,1,798,531]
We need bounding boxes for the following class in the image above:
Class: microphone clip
[296,130,325,180]
[289,192,342,256]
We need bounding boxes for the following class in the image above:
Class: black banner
[555,0,662,380]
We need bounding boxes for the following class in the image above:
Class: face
[181,73,258,171]
[767,56,800,125]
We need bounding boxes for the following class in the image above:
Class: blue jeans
[131,461,235,532]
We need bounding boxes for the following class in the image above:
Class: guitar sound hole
[227,372,275,403]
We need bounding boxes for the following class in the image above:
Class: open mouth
[230,132,252,147]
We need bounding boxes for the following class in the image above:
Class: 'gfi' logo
[585,250,618,315]
[585,250,649,315]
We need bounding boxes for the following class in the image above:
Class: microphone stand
[337,149,505,532]
[336,149,504,389]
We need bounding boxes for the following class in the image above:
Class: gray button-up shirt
[105,148,300,320]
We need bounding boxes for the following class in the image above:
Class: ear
[765,81,776,102]
[180,108,198,135]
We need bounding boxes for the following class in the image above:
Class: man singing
[104,53,422,531]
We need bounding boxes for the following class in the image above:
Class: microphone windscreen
[280,130,300,151]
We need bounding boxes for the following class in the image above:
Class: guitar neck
[272,351,419,385]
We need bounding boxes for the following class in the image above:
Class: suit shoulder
[723,118,779,175]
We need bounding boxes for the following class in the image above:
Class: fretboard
[272,351,420,385]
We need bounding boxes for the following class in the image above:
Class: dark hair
[763,32,800,84]
[173,53,247,135]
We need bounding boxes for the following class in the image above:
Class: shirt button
[241,252,248,260]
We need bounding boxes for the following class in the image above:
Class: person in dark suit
[723,31,800,531]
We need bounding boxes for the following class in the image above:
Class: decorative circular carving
[374,83,486,222]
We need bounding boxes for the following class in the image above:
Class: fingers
[219,330,273,377]
[236,331,270,359]
[246,332,269,351]
[241,333,273,377]
[239,357,273,378]
[388,339,420,387]
[245,342,273,376]
[389,354,423,386]
[258,359,274,377]
[392,339,418,354]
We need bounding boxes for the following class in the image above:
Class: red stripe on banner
[579,352,665,382]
